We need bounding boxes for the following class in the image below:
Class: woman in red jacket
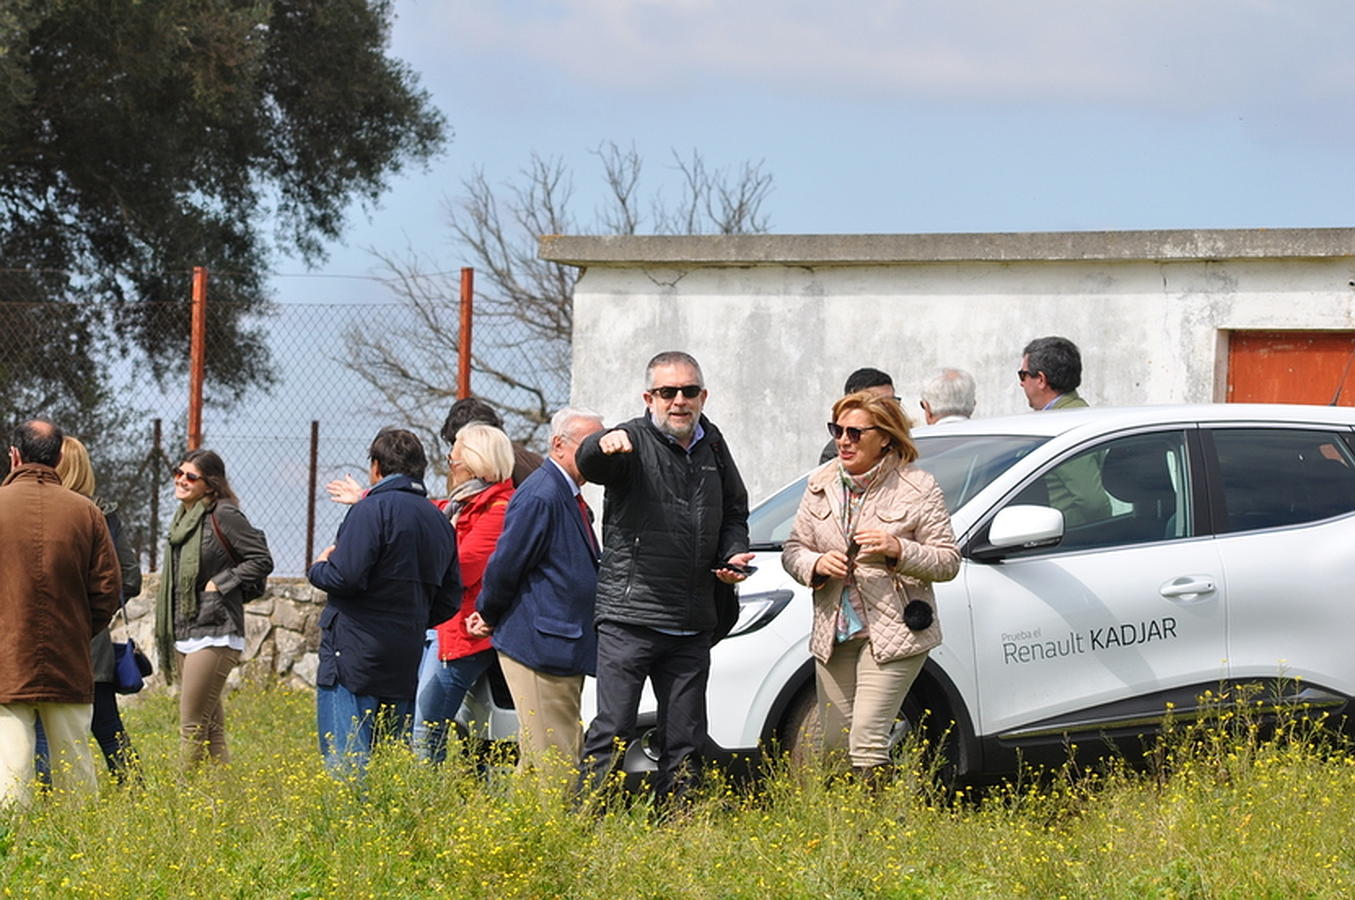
[414,423,516,762]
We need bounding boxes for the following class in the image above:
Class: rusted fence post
[458,267,473,399]
[188,266,207,449]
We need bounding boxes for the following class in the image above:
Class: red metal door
[1227,331,1355,406]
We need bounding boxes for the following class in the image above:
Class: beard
[654,410,698,441]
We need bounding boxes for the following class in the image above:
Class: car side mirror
[969,505,1065,562]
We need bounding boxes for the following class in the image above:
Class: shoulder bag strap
[210,511,243,566]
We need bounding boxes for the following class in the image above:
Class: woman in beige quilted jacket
[782,391,960,783]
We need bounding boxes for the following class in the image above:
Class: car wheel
[780,685,823,767]
[780,683,958,784]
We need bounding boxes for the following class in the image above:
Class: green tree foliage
[0,0,445,545]
[1,0,444,398]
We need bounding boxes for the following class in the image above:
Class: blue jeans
[412,632,494,763]
[315,683,413,778]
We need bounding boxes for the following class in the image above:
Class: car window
[1211,428,1355,532]
[1008,430,1191,552]
[747,434,1046,549]
[910,434,1046,512]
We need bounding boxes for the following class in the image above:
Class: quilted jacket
[782,453,960,665]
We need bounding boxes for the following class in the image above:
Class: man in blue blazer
[469,407,605,770]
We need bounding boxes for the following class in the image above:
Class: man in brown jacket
[0,419,121,806]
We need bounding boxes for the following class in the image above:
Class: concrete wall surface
[547,228,1355,504]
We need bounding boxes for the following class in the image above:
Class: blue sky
[241,1,1355,570]
[273,0,1355,296]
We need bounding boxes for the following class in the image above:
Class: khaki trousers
[0,702,96,808]
[816,639,928,768]
[178,646,240,766]
[498,652,585,773]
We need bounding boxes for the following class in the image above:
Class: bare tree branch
[343,144,774,455]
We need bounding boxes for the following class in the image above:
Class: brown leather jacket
[782,454,960,665]
[0,464,121,703]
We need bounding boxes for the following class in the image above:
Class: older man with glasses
[1019,336,1088,411]
[1018,336,1108,527]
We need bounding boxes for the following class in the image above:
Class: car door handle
[1159,576,1217,599]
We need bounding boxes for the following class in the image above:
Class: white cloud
[414,0,1354,109]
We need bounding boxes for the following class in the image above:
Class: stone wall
[122,574,324,691]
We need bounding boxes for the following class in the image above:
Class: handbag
[111,583,153,695]
[112,638,152,694]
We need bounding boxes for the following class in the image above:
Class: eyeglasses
[648,384,702,400]
[827,422,884,443]
[172,468,203,483]
[1017,369,1036,382]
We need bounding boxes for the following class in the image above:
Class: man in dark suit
[467,407,605,771]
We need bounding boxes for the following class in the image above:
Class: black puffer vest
[577,414,749,632]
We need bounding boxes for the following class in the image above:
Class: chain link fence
[0,268,565,576]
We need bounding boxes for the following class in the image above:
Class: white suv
[466,405,1355,781]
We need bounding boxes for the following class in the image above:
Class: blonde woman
[156,449,273,765]
[47,437,144,780]
[413,423,516,762]
[782,391,960,784]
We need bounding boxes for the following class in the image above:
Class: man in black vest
[576,351,752,808]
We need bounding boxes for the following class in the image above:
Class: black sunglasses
[1017,369,1036,382]
[172,467,203,483]
[648,384,702,400]
[827,422,884,443]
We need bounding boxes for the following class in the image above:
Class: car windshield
[747,434,1047,550]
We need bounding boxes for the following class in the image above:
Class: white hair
[453,423,515,482]
[921,368,977,418]
[551,406,603,438]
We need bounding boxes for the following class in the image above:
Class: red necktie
[576,494,599,555]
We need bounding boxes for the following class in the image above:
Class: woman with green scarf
[157,449,273,765]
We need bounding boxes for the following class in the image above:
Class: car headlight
[725,589,795,638]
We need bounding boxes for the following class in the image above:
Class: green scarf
[155,500,210,679]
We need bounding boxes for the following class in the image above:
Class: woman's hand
[205,580,218,593]
[325,475,364,505]
[813,550,850,580]
[853,529,901,559]
[464,612,493,639]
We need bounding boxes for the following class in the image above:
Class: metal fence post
[150,418,162,572]
[458,266,473,399]
[188,266,207,450]
[306,419,319,570]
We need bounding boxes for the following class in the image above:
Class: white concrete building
[542,228,1355,504]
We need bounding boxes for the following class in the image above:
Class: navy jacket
[308,474,459,699]
[477,460,600,676]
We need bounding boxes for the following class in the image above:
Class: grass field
[3,682,1354,898]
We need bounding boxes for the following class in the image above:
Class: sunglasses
[827,422,884,443]
[648,384,703,400]
[1017,369,1036,382]
[172,467,203,483]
